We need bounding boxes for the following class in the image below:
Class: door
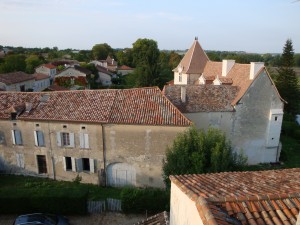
[107,163,136,187]
[37,155,47,174]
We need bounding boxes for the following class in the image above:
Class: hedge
[0,188,88,215]
[120,187,169,214]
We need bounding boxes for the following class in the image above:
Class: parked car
[13,213,69,225]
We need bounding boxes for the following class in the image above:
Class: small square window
[274,116,278,121]
[13,122,17,126]
[63,125,67,128]
[81,126,86,130]
[36,124,40,127]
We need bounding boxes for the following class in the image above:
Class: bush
[0,188,88,215]
[121,187,169,214]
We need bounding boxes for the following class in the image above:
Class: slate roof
[173,39,209,74]
[163,85,239,112]
[134,211,169,225]
[170,168,300,225]
[0,87,191,126]
[0,72,35,85]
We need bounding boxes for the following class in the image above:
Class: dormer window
[11,112,17,120]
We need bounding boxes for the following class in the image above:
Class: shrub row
[120,187,169,214]
[282,121,300,140]
[0,188,88,215]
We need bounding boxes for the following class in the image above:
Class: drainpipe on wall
[101,124,107,187]
[48,122,56,180]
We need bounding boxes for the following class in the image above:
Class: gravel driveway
[0,212,145,225]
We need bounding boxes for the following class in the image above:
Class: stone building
[0,87,190,188]
[164,39,285,164]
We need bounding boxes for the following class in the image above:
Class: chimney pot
[222,60,235,77]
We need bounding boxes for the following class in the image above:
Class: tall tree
[0,54,26,73]
[163,127,247,187]
[25,55,44,73]
[132,38,160,87]
[276,39,300,115]
[92,43,114,60]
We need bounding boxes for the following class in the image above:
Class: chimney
[181,86,186,103]
[222,60,235,77]
[25,102,32,113]
[250,62,264,80]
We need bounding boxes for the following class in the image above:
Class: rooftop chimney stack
[250,62,264,80]
[222,60,235,77]
[25,102,32,113]
[181,86,186,103]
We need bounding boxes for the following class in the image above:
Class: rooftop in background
[170,168,300,225]
[0,71,35,85]
[33,73,50,81]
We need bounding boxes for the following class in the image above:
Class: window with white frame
[76,158,96,173]
[79,133,89,149]
[63,156,76,172]
[34,130,45,147]
[56,132,74,147]
[12,130,23,145]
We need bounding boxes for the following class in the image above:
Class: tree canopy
[92,43,114,60]
[163,127,247,187]
[275,39,300,115]
[0,54,26,73]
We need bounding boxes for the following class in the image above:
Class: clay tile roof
[118,65,133,70]
[173,39,209,74]
[164,85,239,112]
[43,64,56,69]
[0,87,191,126]
[46,84,69,91]
[0,71,35,85]
[170,168,300,225]
[134,211,169,225]
[33,73,50,81]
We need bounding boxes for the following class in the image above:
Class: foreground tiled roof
[134,211,169,225]
[0,87,191,126]
[0,71,35,85]
[173,39,209,74]
[170,168,300,225]
[163,85,239,112]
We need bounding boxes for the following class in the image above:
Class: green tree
[92,43,114,60]
[275,39,300,115]
[163,127,247,187]
[116,48,134,67]
[25,54,43,73]
[0,54,26,73]
[131,38,160,87]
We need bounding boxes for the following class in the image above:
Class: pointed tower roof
[174,38,209,74]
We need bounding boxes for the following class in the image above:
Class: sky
[0,0,299,53]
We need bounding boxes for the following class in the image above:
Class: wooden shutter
[71,157,77,172]
[11,130,16,145]
[79,133,84,148]
[76,158,83,172]
[63,156,66,171]
[69,133,75,147]
[84,133,89,148]
[89,159,95,173]
[56,132,61,146]
[34,131,38,146]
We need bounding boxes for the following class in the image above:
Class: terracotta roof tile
[134,211,169,225]
[118,65,133,70]
[170,169,300,225]
[173,39,209,74]
[33,73,50,81]
[0,71,35,85]
[42,64,56,69]
[0,87,191,126]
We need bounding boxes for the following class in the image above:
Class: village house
[117,65,134,76]
[0,71,35,92]
[90,56,118,72]
[33,73,51,92]
[35,64,57,83]
[96,65,116,86]
[169,168,300,225]
[164,39,284,164]
[0,87,190,188]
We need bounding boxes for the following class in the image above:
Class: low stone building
[0,71,35,92]
[0,87,190,188]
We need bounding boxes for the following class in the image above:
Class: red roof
[33,73,50,81]
[0,87,191,126]
[118,65,134,70]
[42,64,56,69]
[170,168,300,225]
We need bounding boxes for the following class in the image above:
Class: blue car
[13,213,69,225]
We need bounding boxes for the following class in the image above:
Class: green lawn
[0,175,122,200]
